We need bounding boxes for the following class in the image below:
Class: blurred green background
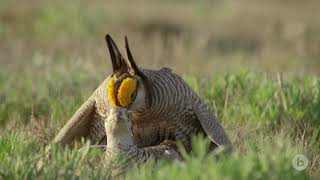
[1,0,320,76]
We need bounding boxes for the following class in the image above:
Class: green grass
[0,66,319,179]
[2,0,320,76]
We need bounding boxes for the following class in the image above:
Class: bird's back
[130,68,207,150]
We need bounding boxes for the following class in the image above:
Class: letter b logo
[292,154,308,171]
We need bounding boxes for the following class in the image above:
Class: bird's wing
[53,97,96,145]
[193,100,232,148]
[126,140,181,164]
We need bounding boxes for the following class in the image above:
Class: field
[1,0,320,179]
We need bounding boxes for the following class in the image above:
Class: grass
[1,0,320,179]
[1,0,320,76]
[0,67,319,179]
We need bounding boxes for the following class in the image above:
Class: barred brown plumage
[49,34,232,165]
[104,107,180,177]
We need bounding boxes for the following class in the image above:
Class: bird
[50,34,232,158]
[104,107,180,177]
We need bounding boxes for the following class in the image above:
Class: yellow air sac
[107,77,117,107]
[117,78,137,107]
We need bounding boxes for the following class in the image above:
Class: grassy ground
[1,0,320,179]
[1,68,319,179]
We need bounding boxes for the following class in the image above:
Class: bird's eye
[131,91,137,99]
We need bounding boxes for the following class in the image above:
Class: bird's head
[105,34,151,111]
